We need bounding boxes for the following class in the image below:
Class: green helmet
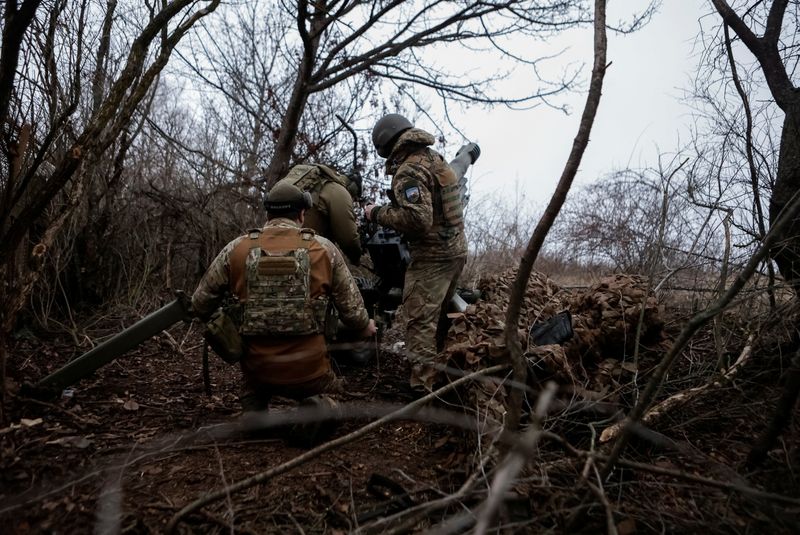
[372,113,412,158]
[264,181,313,213]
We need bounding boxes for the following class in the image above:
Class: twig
[16,396,98,428]
[545,436,800,508]
[166,365,507,533]
[213,443,235,532]
[472,382,557,535]
[358,444,499,535]
[586,479,618,535]
[599,333,755,443]
[603,454,800,508]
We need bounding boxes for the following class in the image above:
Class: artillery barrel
[36,295,192,391]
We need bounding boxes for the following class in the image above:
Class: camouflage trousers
[402,256,466,388]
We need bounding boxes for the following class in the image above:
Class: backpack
[282,164,350,212]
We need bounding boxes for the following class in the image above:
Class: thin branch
[502,0,608,432]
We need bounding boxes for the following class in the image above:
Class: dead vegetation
[1,267,798,533]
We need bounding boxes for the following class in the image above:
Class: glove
[456,142,481,164]
[365,204,381,223]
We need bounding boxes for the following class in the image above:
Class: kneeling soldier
[192,182,376,412]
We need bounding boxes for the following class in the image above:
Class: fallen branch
[599,334,755,443]
[166,364,508,533]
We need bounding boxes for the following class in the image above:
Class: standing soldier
[192,181,376,412]
[275,164,363,266]
[365,114,479,390]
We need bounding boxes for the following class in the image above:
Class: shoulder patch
[403,181,422,204]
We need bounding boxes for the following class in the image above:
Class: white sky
[430,0,708,207]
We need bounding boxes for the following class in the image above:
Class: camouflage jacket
[192,218,368,330]
[373,128,467,261]
[192,219,369,385]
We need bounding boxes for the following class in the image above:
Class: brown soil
[1,282,798,534]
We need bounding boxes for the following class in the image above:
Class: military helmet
[264,181,313,213]
[372,113,413,158]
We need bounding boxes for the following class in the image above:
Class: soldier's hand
[360,319,377,338]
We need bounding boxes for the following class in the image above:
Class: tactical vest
[404,150,464,239]
[282,164,349,214]
[230,228,329,336]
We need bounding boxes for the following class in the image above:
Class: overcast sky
[428,0,709,208]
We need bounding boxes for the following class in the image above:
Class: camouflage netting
[444,270,570,369]
[426,269,665,442]
[442,271,662,378]
[566,274,664,365]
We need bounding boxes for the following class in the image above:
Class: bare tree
[249,0,603,187]
[0,0,221,419]
[710,0,800,299]
[174,1,374,188]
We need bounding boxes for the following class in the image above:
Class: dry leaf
[433,435,450,449]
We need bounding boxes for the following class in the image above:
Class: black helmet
[372,113,412,158]
[264,181,313,213]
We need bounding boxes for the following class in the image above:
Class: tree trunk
[262,73,313,188]
[770,107,800,298]
[262,0,325,189]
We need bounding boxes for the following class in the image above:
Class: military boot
[286,395,340,448]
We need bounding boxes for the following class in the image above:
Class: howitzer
[33,292,193,392]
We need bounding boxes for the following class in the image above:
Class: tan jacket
[192,219,369,385]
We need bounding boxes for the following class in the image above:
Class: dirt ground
[1,294,799,534]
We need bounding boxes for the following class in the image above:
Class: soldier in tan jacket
[192,182,375,411]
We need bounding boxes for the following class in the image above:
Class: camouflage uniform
[371,129,468,387]
[276,165,362,265]
[192,218,369,409]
